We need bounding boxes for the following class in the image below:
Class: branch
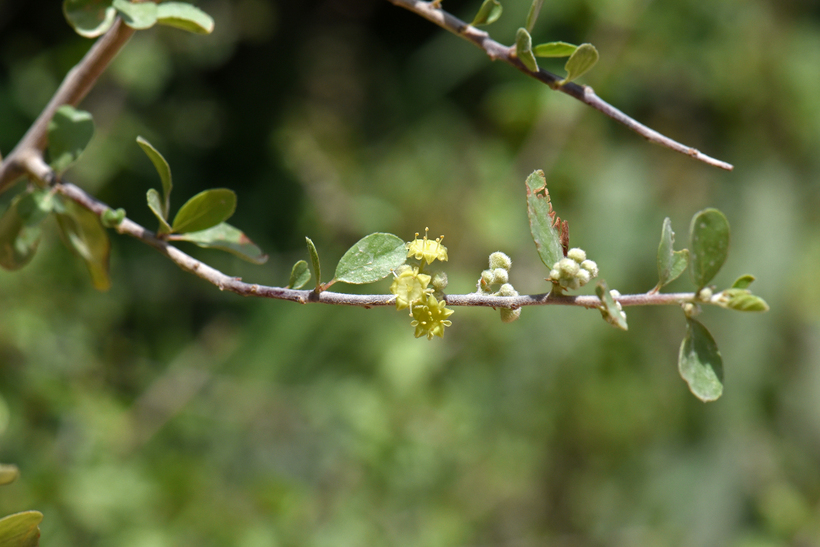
[386,0,734,171]
[53,177,699,310]
[0,18,135,193]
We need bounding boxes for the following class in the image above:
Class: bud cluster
[478,251,521,323]
[549,248,598,291]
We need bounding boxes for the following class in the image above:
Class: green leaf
[559,43,599,85]
[171,189,236,234]
[55,198,111,291]
[63,0,116,38]
[533,41,578,58]
[689,208,730,289]
[0,464,19,486]
[146,189,172,234]
[156,2,214,34]
[47,105,94,174]
[525,0,544,32]
[595,280,628,331]
[136,137,172,218]
[335,233,407,284]
[306,237,321,291]
[656,217,690,289]
[0,511,43,547]
[171,222,268,264]
[731,274,755,289]
[679,317,724,402]
[515,28,539,72]
[471,0,502,26]
[112,0,157,29]
[101,208,126,228]
[719,289,770,312]
[526,170,567,271]
[0,192,52,271]
[287,260,310,290]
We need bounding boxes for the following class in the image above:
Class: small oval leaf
[731,274,755,289]
[560,43,599,85]
[689,208,730,289]
[171,222,268,264]
[101,208,126,228]
[533,41,578,58]
[656,217,690,289]
[112,0,158,29]
[0,511,43,547]
[306,237,321,291]
[63,0,117,38]
[146,189,172,234]
[171,189,236,234]
[136,136,172,217]
[55,198,112,291]
[335,233,407,284]
[48,105,94,174]
[471,0,502,26]
[515,28,539,72]
[679,317,724,402]
[719,289,769,312]
[156,1,215,34]
[288,260,310,290]
[525,0,544,32]
[0,194,45,271]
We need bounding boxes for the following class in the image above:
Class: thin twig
[386,0,733,171]
[0,18,135,193]
[53,177,698,310]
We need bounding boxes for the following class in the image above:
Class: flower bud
[567,248,586,263]
[432,271,448,291]
[580,260,598,278]
[497,283,518,297]
[500,307,521,323]
[492,268,509,284]
[489,251,512,271]
[557,257,580,277]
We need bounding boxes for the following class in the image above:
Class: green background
[2,0,820,545]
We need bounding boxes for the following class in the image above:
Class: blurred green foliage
[2,0,820,545]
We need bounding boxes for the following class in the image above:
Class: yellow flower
[390,267,431,310]
[411,294,454,340]
[406,228,448,266]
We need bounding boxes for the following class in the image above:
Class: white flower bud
[567,248,586,263]
[577,269,591,285]
[557,257,580,277]
[580,260,598,278]
[492,268,509,284]
[497,283,518,297]
[489,251,512,271]
[500,307,521,323]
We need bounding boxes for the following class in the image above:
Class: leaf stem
[385,0,733,171]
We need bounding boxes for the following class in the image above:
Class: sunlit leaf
[678,317,723,402]
[595,280,628,331]
[471,0,502,26]
[559,43,598,85]
[112,0,157,29]
[731,274,755,289]
[0,464,19,486]
[63,0,116,38]
[526,170,567,271]
[47,105,94,174]
[171,222,268,264]
[171,189,236,234]
[136,136,172,218]
[0,511,43,547]
[306,237,321,291]
[156,2,214,34]
[146,189,172,234]
[533,41,578,58]
[335,233,407,284]
[689,208,730,289]
[55,198,111,291]
[525,0,544,32]
[515,28,539,72]
[287,260,310,290]
[656,217,690,289]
